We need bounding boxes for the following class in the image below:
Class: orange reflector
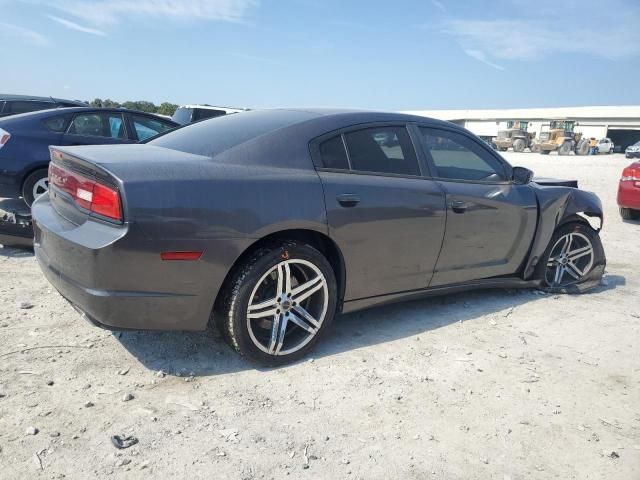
[161,251,203,261]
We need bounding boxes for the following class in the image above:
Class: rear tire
[576,139,589,156]
[513,139,525,152]
[535,222,605,293]
[540,150,550,155]
[214,241,338,365]
[620,207,640,220]
[22,169,49,207]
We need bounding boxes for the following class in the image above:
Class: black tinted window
[319,135,349,169]
[151,110,315,158]
[42,115,68,132]
[419,127,506,181]
[7,101,54,114]
[67,113,126,139]
[193,108,226,121]
[344,126,419,176]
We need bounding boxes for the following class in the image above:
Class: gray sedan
[32,109,606,364]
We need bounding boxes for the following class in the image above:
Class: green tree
[102,99,121,108]
[89,98,103,108]
[157,102,179,116]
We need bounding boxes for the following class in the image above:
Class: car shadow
[0,245,34,258]
[115,275,623,377]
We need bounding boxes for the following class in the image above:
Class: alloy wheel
[545,232,594,287]
[33,177,49,200]
[246,259,328,356]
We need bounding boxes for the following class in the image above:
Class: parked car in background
[171,104,248,125]
[618,161,640,220]
[0,94,87,118]
[0,107,177,205]
[595,138,614,154]
[32,109,605,365]
[625,141,640,158]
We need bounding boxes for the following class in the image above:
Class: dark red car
[618,161,640,220]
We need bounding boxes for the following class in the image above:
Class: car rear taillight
[621,166,640,187]
[48,162,122,222]
[0,127,11,150]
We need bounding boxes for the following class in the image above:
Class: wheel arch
[523,187,604,279]
[214,228,347,313]
[20,164,49,190]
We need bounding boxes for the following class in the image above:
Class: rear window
[150,110,315,158]
[171,107,192,125]
[193,108,226,121]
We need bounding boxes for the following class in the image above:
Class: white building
[405,106,640,149]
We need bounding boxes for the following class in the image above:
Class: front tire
[558,141,572,156]
[215,241,338,365]
[536,222,605,293]
[22,169,49,207]
[513,139,525,152]
[620,207,640,220]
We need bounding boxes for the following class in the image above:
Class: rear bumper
[617,181,640,209]
[32,194,219,331]
[626,152,640,159]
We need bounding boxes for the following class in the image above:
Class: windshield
[150,109,316,158]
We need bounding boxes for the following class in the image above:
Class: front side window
[344,126,420,176]
[131,114,174,141]
[67,113,126,139]
[419,127,506,182]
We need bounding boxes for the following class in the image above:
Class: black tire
[214,241,338,365]
[22,169,49,207]
[535,222,605,293]
[513,139,525,152]
[620,207,640,220]
[558,141,572,156]
[540,150,550,155]
[576,140,589,156]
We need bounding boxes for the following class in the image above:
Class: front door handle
[450,200,468,213]
[337,194,360,207]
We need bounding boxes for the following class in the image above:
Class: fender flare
[523,187,603,279]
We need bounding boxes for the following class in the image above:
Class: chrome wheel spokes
[545,232,594,288]
[247,259,328,356]
[33,177,49,199]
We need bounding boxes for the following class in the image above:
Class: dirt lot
[1,152,639,479]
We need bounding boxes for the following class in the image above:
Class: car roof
[0,106,179,125]
[178,104,249,112]
[0,93,87,105]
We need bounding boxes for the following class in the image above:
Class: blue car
[0,107,178,206]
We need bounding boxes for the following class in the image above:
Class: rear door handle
[337,194,360,207]
[450,200,468,213]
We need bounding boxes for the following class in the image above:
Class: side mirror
[512,166,534,185]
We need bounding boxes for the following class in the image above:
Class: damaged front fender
[523,186,604,280]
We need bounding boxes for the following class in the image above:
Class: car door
[416,125,538,287]
[61,111,133,146]
[311,124,447,301]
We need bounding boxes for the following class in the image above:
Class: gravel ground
[0,152,639,479]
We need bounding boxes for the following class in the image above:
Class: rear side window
[67,113,126,139]
[319,135,349,169]
[130,114,174,141]
[344,126,420,176]
[7,101,54,114]
[42,115,68,132]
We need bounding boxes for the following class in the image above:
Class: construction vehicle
[533,120,590,156]
[492,121,535,152]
